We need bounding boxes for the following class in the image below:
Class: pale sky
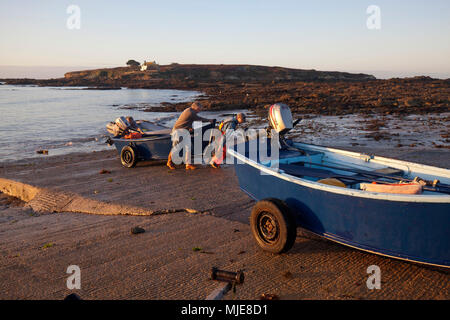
[1,0,449,79]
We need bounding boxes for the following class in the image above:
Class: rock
[375,98,396,107]
[131,227,145,235]
[2,64,448,116]
[403,98,423,107]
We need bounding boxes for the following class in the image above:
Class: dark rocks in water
[0,78,37,85]
[2,64,448,115]
[2,64,375,88]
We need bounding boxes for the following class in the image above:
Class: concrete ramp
[0,150,251,221]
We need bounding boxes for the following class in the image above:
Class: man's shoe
[210,161,220,169]
[185,164,197,170]
[167,161,176,170]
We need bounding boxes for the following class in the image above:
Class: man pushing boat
[209,113,246,168]
[167,102,215,170]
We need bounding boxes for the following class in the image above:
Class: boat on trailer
[106,118,215,168]
[107,120,173,167]
[227,104,450,268]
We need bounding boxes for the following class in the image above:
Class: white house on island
[140,60,159,71]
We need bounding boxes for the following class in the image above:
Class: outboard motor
[106,116,131,137]
[268,103,294,135]
[106,122,121,137]
[267,103,303,152]
[115,116,131,131]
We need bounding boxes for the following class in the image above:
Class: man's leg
[185,141,196,170]
[209,135,225,169]
[167,131,178,170]
[167,151,175,170]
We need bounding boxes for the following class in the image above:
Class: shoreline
[1,141,449,169]
[3,78,449,116]
[3,110,448,168]
[1,64,448,115]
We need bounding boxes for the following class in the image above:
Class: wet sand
[0,145,449,300]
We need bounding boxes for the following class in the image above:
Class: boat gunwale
[111,135,171,143]
[228,147,450,203]
[294,142,450,178]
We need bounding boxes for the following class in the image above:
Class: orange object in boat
[124,132,142,139]
[360,182,422,194]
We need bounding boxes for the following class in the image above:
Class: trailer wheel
[250,198,296,253]
[120,146,138,168]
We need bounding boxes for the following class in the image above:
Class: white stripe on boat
[228,148,450,203]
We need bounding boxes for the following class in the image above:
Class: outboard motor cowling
[106,116,131,137]
[267,103,305,154]
[268,103,293,135]
[115,116,131,131]
[106,122,121,136]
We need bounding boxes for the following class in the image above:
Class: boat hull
[111,136,172,160]
[110,122,216,162]
[231,144,450,268]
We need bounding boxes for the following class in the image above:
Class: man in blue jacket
[210,112,246,168]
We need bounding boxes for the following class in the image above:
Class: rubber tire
[120,146,138,168]
[250,198,297,254]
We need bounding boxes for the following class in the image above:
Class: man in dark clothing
[167,102,215,170]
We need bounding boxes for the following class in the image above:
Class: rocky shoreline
[2,64,449,115]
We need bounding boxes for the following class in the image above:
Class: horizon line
[0,64,449,80]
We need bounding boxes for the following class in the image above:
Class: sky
[0,0,449,79]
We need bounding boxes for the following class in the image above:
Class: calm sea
[0,85,201,162]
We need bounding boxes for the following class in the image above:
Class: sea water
[0,85,202,162]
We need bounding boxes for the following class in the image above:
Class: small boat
[106,117,215,168]
[227,104,450,268]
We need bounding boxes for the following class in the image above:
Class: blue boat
[227,103,450,268]
[228,140,450,268]
[107,120,215,168]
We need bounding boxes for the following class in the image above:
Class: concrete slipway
[0,150,448,299]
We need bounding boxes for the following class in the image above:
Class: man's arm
[192,112,214,123]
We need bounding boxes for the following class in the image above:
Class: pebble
[131,226,145,234]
